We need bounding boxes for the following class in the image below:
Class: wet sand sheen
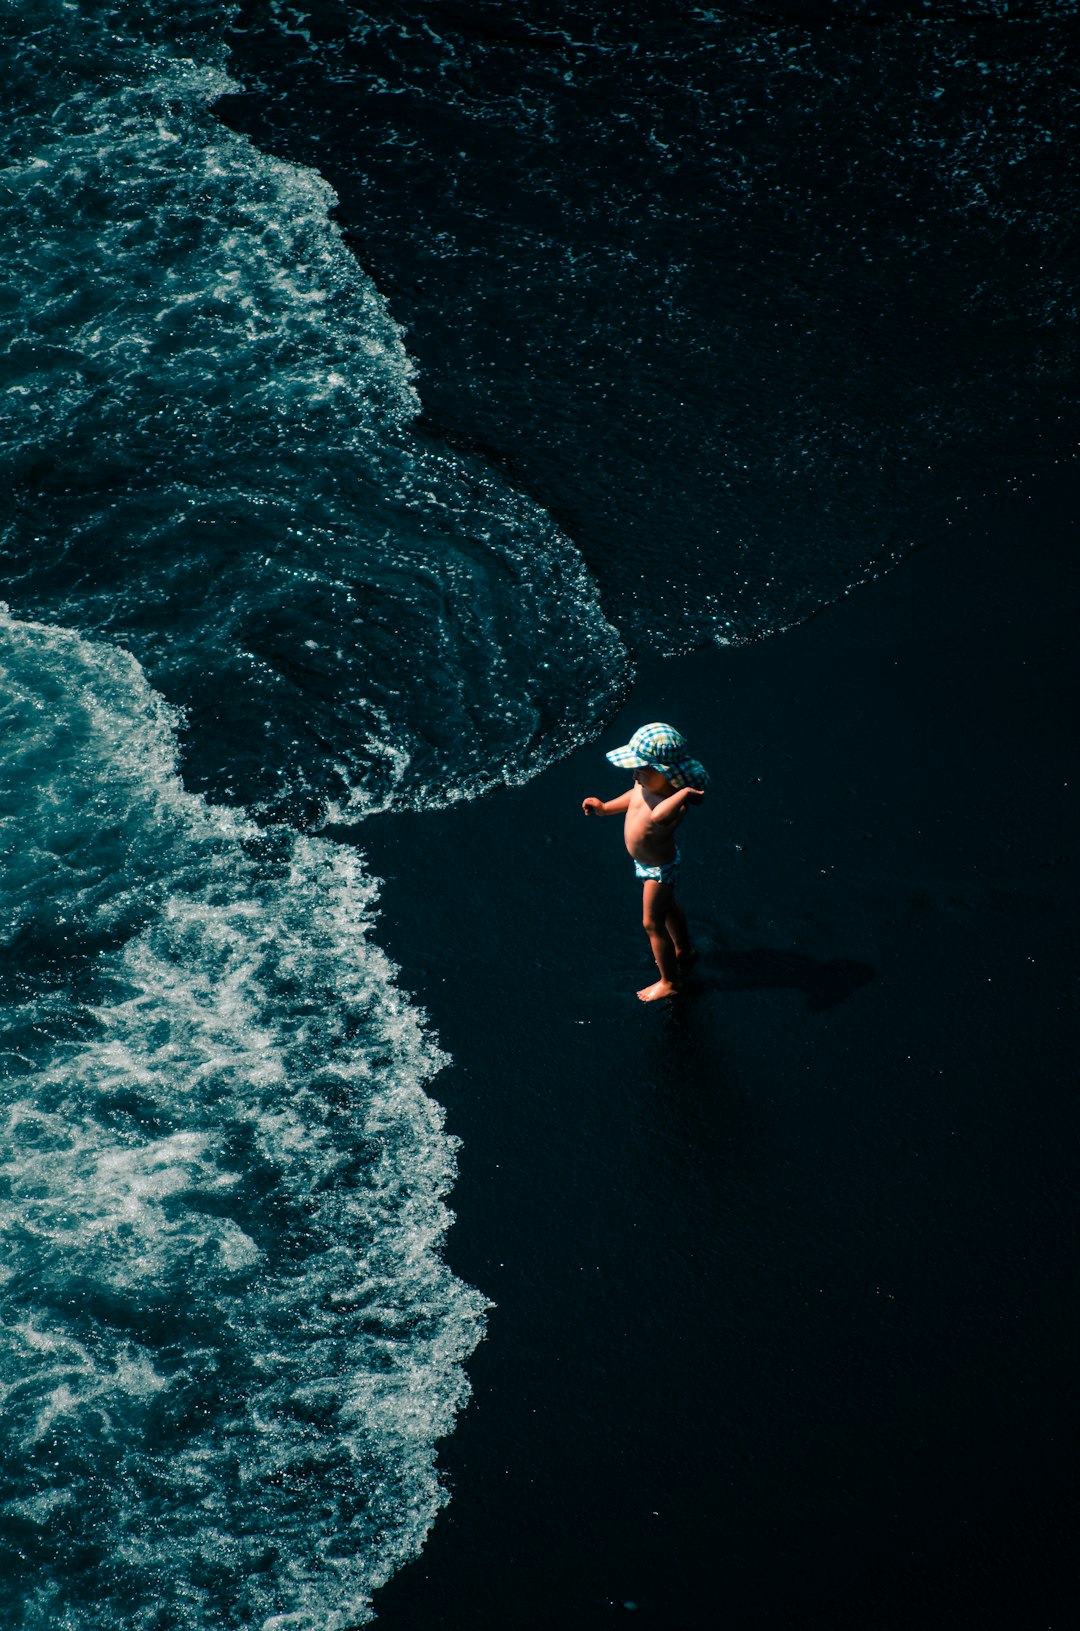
[353,474,1078,1631]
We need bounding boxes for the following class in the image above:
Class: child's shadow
[691,945,874,1012]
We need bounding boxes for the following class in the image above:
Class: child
[582,722,709,1002]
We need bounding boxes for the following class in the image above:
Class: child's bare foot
[637,978,680,1002]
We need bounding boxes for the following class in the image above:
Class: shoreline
[352,473,1077,1630]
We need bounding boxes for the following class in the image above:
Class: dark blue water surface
[2,1,1078,1627]
[219,0,1080,645]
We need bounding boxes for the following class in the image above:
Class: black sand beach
[352,475,1078,1631]
[7,8,1080,1627]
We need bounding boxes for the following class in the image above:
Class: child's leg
[639,880,679,1001]
[664,895,694,961]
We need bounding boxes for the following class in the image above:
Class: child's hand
[582,797,605,816]
[685,787,705,803]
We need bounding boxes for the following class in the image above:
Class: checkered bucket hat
[605,722,709,791]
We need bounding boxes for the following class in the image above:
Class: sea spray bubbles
[0,610,487,1627]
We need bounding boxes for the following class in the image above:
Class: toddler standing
[582,723,708,1002]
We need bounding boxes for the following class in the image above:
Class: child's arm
[651,785,705,824]
[582,789,634,816]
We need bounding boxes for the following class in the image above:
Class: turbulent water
[0,0,620,1625]
[2,0,1079,1626]
[0,611,485,1629]
[0,0,625,818]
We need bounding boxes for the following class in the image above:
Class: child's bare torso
[624,785,686,866]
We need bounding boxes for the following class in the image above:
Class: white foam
[0,609,488,1629]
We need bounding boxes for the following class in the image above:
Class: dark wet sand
[352,476,1077,1631]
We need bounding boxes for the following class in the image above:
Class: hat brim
[606,746,709,791]
[606,744,651,770]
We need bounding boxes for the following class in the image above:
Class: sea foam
[0,608,487,1629]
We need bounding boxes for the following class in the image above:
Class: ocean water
[2,0,1078,1627]
[1,0,625,818]
[221,0,1080,648]
[1,0,618,1624]
[0,610,486,1629]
